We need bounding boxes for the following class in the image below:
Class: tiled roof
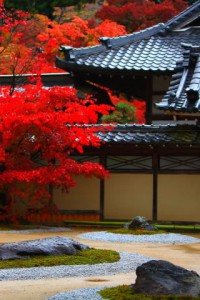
[56,27,200,73]
[92,124,200,145]
[155,44,200,114]
[56,1,200,73]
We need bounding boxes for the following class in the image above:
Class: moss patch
[99,285,200,300]
[0,249,120,269]
[108,228,166,235]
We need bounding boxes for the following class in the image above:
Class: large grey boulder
[124,216,157,231]
[132,260,200,297]
[0,236,90,260]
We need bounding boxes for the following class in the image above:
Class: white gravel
[45,232,200,300]
[0,251,152,281]
[47,287,106,300]
[0,230,199,300]
[77,231,200,244]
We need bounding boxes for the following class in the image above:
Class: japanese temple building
[56,0,200,124]
[3,1,198,224]
[50,0,200,224]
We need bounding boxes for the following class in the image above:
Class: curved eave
[155,102,200,116]
[96,123,200,146]
[55,56,174,76]
[103,140,199,147]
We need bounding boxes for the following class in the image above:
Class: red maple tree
[95,0,188,32]
[0,2,32,75]
[0,1,127,75]
[0,1,148,223]
[0,77,111,223]
[35,16,127,72]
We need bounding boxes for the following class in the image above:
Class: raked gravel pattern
[0,232,199,283]
[47,287,106,300]
[78,231,200,244]
[0,251,152,281]
[46,232,200,300]
[1,231,200,299]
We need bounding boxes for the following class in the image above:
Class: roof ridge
[164,0,200,31]
[112,123,198,132]
[67,123,198,129]
[59,23,165,60]
[98,23,164,48]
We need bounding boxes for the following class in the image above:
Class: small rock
[124,216,157,231]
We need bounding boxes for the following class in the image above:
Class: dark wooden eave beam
[164,111,200,117]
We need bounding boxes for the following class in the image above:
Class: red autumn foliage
[0,2,33,75]
[95,0,188,32]
[0,0,188,75]
[0,1,155,223]
[0,1,127,75]
[0,77,112,222]
[35,16,126,71]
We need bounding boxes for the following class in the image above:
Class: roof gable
[155,43,200,115]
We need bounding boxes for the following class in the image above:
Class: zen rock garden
[0,226,200,298]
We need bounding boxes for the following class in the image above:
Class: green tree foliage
[101,102,137,124]
[4,0,96,19]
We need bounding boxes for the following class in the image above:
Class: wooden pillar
[145,75,153,125]
[48,183,54,206]
[152,149,159,221]
[99,152,106,220]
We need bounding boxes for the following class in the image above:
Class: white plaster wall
[158,174,200,222]
[104,174,153,220]
[53,176,100,210]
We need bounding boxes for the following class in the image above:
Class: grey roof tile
[95,124,200,145]
[56,26,200,73]
[55,1,200,75]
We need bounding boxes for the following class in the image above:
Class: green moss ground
[99,285,200,300]
[108,228,165,235]
[0,248,120,269]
